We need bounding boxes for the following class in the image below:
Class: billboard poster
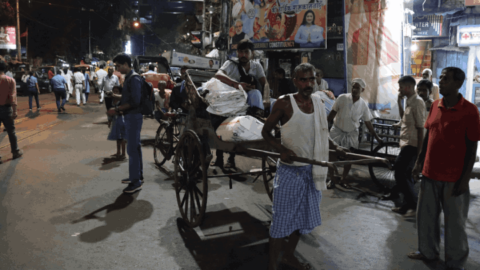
[0,26,16,50]
[344,0,403,120]
[413,15,443,37]
[229,0,327,51]
[458,25,480,47]
[171,51,221,69]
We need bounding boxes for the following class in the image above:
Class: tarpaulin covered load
[203,78,249,117]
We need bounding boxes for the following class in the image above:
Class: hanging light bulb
[411,44,418,51]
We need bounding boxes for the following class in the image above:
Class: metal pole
[210,13,212,51]
[202,0,206,55]
[16,0,21,61]
[89,19,91,58]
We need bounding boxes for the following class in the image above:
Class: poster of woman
[228,0,327,50]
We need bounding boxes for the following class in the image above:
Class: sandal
[407,251,439,261]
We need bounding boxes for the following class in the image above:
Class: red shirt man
[408,67,480,268]
[48,69,54,80]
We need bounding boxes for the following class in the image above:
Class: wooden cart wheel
[173,130,208,228]
[262,156,277,202]
[154,123,172,166]
[368,142,400,192]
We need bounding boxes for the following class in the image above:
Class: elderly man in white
[421,69,440,101]
[327,78,384,189]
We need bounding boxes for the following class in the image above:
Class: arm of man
[35,82,40,93]
[364,121,384,144]
[261,98,296,163]
[453,138,478,197]
[215,69,252,91]
[412,129,429,182]
[397,94,404,119]
[10,79,17,119]
[327,110,337,124]
[259,76,266,89]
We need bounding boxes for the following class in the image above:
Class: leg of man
[54,91,61,110]
[85,93,89,102]
[66,86,70,101]
[99,90,104,103]
[0,107,20,155]
[416,177,442,260]
[75,85,81,105]
[246,89,265,109]
[82,92,86,105]
[123,113,144,192]
[60,90,67,109]
[393,146,418,212]
[34,92,40,108]
[443,181,470,269]
[104,97,113,111]
[28,91,33,109]
[154,110,164,124]
[210,114,228,167]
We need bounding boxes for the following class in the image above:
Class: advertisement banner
[344,0,403,120]
[458,25,480,47]
[0,26,16,50]
[171,52,221,69]
[413,15,443,37]
[466,0,480,6]
[229,0,327,50]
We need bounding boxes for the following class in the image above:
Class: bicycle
[153,110,187,166]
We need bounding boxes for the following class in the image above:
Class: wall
[432,39,468,97]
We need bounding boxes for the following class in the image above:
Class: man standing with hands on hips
[108,53,144,194]
[408,67,480,270]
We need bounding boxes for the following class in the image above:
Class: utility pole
[202,0,206,56]
[16,0,21,61]
[89,19,91,58]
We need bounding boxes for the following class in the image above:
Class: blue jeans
[394,145,418,208]
[247,89,264,110]
[28,90,40,109]
[0,106,19,154]
[54,89,66,109]
[124,113,143,183]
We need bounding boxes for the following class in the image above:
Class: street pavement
[0,92,479,270]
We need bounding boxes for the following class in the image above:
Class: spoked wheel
[368,142,400,192]
[262,156,277,202]
[154,123,173,166]
[173,130,208,228]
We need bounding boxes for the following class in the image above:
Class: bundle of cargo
[203,78,249,117]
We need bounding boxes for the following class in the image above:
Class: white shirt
[73,72,85,84]
[331,93,373,133]
[219,60,265,83]
[145,70,156,74]
[62,72,72,88]
[5,71,13,78]
[21,75,30,83]
[94,69,108,88]
[102,74,120,93]
[154,90,165,111]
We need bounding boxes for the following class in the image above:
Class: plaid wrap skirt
[270,163,322,238]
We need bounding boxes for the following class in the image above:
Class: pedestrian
[102,67,121,122]
[93,65,108,104]
[108,53,144,193]
[274,67,296,96]
[5,67,13,79]
[154,81,171,123]
[144,64,156,74]
[82,69,91,102]
[48,67,54,80]
[73,68,86,106]
[21,70,30,83]
[327,78,384,190]
[416,79,434,115]
[382,76,425,217]
[26,71,41,111]
[0,60,23,164]
[62,68,73,101]
[107,86,126,159]
[50,69,68,112]
[261,63,346,270]
[314,68,329,92]
[408,67,480,270]
[422,68,440,101]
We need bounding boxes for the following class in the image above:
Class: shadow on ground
[70,192,153,243]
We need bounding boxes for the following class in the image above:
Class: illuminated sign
[458,25,480,47]
[0,26,16,50]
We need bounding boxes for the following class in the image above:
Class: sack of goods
[216,116,265,142]
[203,78,249,117]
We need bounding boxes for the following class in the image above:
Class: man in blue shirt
[26,72,41,111]
[108,53,144,193]
[82,69,91,102]
[50,70,68,112]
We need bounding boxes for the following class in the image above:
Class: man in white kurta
[327,78,384,189]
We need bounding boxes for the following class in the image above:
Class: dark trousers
[85,93,89,102]
[394,145,418,208]
[104,97,113,111]
[0,106,19,154]
[124,113,144,182]
[54,89,66,109]
[28,90,40,109]
[210,114,235,161]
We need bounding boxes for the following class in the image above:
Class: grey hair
[157,81,167,86]
[293,63,315,78]
[422,68,432,76]
[235,19,243,26]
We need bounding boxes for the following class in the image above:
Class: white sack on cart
[216,116,265,142]
[203,78,249,117]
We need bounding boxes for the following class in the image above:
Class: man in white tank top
[262,63,347,270]
[327,78,384,190]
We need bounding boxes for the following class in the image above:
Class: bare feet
[111,153,121,157]
[281,255,312,270]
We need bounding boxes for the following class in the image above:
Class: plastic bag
[203,78,249,117]
[216,116,264,142]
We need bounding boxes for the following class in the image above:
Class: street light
[133,21,140,28]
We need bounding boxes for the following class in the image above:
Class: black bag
[127,72,155,116]
[230,60,262,91]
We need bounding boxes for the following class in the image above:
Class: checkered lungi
[270,163,322,239]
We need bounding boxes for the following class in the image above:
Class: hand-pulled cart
[158,70,393,228]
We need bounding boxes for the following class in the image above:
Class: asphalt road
[0,92,479,270]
